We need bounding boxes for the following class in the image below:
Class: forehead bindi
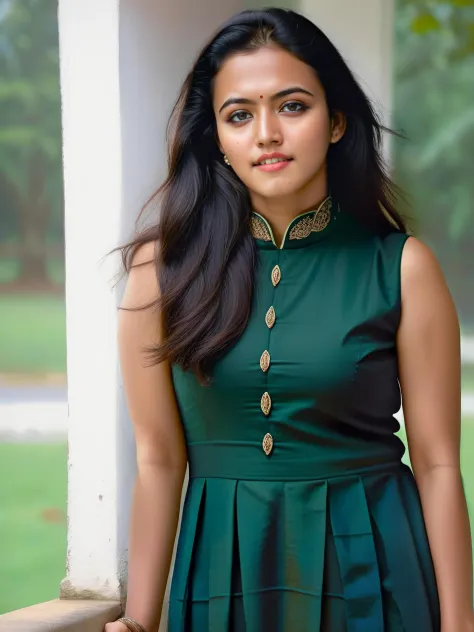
[214,48,320,108]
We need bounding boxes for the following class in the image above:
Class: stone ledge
[0,599,122,632]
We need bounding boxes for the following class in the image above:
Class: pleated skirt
[168,465,440,631]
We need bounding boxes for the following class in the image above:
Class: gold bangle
[117,616,148,632]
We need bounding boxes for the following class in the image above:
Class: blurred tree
[393,0,474,325]
[0,0,63,288]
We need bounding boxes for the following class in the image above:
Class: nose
[255,109,283,148]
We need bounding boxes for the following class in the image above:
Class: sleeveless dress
[168,198,440,632]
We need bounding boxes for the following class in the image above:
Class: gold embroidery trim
[312,198,332,233]
[263,433,274,456]
[250,216,272,242]
[288,214,313,240]
[250,196,332,243]
[289,197,332,240]
[271,265,281,287]
[265,306,276,329]
[261,392,272,416]
[260,350,270,373]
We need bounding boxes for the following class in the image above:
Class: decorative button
[261,392,272,416]
[260,350,270,373]
[271,265,281,287]
[265,306,276,329]
[263,433,274,456]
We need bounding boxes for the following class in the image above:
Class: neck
[251,192,329,247]
[249,169,328,245]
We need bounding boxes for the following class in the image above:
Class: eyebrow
[218,86,314,114]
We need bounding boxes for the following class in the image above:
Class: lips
[254,152,292,166]
[253,153,293,173]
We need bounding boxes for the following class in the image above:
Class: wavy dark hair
[118,7,407,384]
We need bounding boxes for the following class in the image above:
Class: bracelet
[117,616,148,632]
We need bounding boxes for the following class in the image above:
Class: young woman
[105,8,473,632]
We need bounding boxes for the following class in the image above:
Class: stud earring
[223,154,231,166]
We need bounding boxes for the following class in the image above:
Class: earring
[223,154,231,166]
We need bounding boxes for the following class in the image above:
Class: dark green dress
[168,198,440,631]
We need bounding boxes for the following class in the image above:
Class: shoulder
[400,236,444,290]
[399,236,458,331]
[120,240,160,310]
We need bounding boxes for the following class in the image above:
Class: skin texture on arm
[105,241,187,632]
[397,237,474,632]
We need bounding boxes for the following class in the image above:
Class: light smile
[256,157,291,166]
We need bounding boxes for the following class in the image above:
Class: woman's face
[213,45,345,209]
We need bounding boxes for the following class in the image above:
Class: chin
[256,184,300,200]
[249,176,300,196]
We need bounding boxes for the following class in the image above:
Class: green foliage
[0,0,63,243]
[411,12,441,34]
[393,0,474,324]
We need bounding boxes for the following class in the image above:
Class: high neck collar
[250,196,336,250]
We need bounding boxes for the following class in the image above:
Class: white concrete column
[58,0,243,607]
[58,0,124,601]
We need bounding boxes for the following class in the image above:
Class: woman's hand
[104,622,129,632]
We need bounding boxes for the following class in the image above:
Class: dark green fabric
[168,207,440,631]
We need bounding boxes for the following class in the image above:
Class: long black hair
[119,8,407,384]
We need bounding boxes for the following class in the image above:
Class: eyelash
[227,101,309,124]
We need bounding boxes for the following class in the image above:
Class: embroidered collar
[250,196,334,250]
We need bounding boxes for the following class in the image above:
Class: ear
[330,111,347,144]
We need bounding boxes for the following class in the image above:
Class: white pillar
[59,0,124,601]
[58,0,243,607]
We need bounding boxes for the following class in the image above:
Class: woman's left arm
[397,236,474,632]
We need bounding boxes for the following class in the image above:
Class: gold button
[261,392,272,416]
[265,306,276,329]
[271,265,281,287]
[263,433,273,456]
[260,350,270,373]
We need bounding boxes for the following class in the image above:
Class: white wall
[245,0,300,8]
[300,0,394,128]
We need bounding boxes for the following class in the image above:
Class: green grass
[463,364,474,393]
[0,443,67,614]
[0,258,65,285]
[461,421,474,520]
[0,425,473,615]
[0,294,66,374]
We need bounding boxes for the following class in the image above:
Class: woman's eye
[229,110,251,123]
[281,102,307,113]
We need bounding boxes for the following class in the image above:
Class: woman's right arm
[105,242,188,632]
